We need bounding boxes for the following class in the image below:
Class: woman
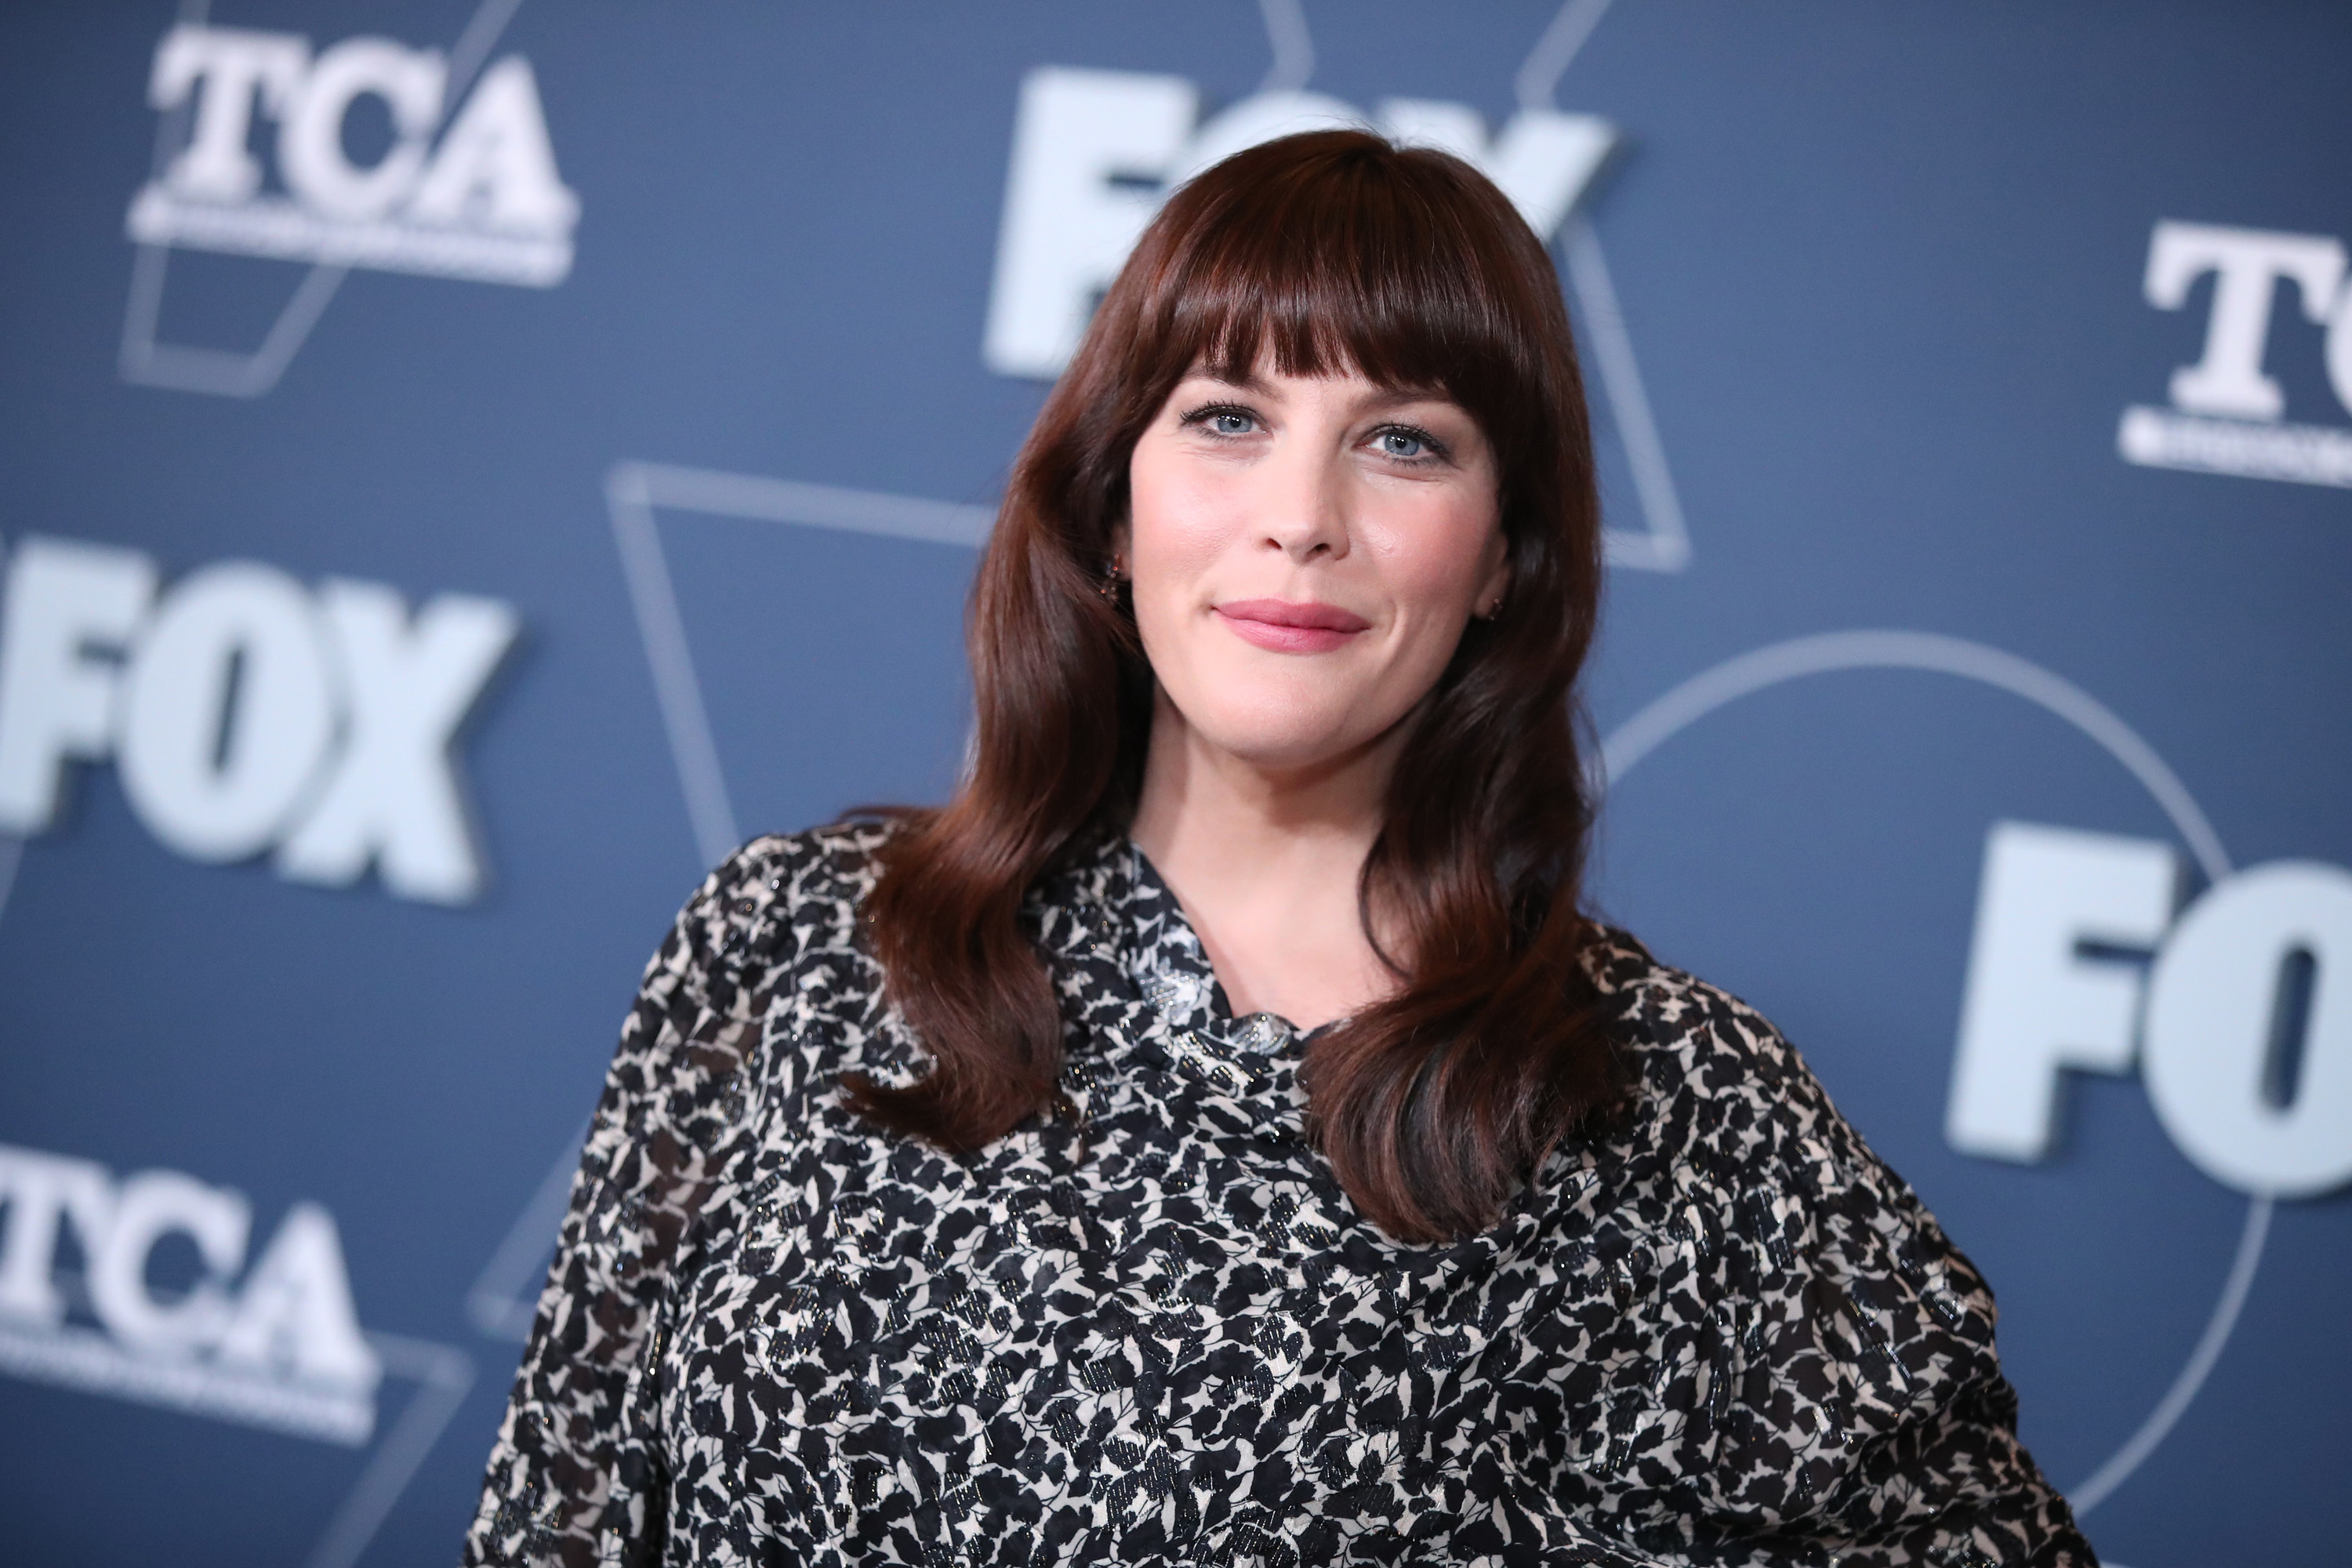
[467,132,2089,1566]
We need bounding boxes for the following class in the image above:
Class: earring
[1098,554,1123,602]
[1479,592,1504,620]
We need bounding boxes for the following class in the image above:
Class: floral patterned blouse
[463,822,2090,1567]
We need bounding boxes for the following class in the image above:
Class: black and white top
[465,823,2089,1567]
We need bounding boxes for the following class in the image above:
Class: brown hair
[848,129,1626,1241]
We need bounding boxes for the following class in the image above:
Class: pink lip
[1214,598,1371,653]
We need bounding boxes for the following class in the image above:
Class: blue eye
[1181,404,1261,437]
[1377,429,1427,459]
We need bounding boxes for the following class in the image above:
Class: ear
[1109,515,1133,572]
[1474,528,1511,617]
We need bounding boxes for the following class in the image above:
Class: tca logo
[128,22,579,289]
[1950,821,2352,1200]
[985,67,1617,379]
[2119,220,2352,489]
[0,1144,379,1444]
[0,537,517,906]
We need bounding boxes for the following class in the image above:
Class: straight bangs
[1112,132,1577,513]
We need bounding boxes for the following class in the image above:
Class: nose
[1258,441,1351,564]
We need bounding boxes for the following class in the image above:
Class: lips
[1214,597,1371,654]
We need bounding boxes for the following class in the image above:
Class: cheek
[1365,493,1501,615]
[1126,446,1232,577]
[1123,447,1221,707]
[1125,452,1250,679]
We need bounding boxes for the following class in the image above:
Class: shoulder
[1581,928,1874,1162]
[696,817,893,935]
[1580,925,1913,1203]
[1573,924,2001,1363]
[649,818,895,992]
[602,819,898,1145]
[1539,931,2082,1556]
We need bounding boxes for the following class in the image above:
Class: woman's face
[1121,361,1508,775]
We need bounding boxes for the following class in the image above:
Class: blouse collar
[1028,830,1313,1113]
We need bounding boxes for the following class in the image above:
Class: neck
[1126,689,1407,1029]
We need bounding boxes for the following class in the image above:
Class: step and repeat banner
[0,2,2344,1563]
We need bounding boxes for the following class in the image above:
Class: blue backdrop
[1,3,2346,1563]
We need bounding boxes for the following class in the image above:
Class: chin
[1191,704,1387,773]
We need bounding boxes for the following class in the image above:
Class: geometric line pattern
[305,1335,476,1568]
[1520,0,1692,573]
[604,460,993,872]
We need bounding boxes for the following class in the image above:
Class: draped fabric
[464,823,2089,1566]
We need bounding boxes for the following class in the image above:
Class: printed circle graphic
[1595,629,2265,1518]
